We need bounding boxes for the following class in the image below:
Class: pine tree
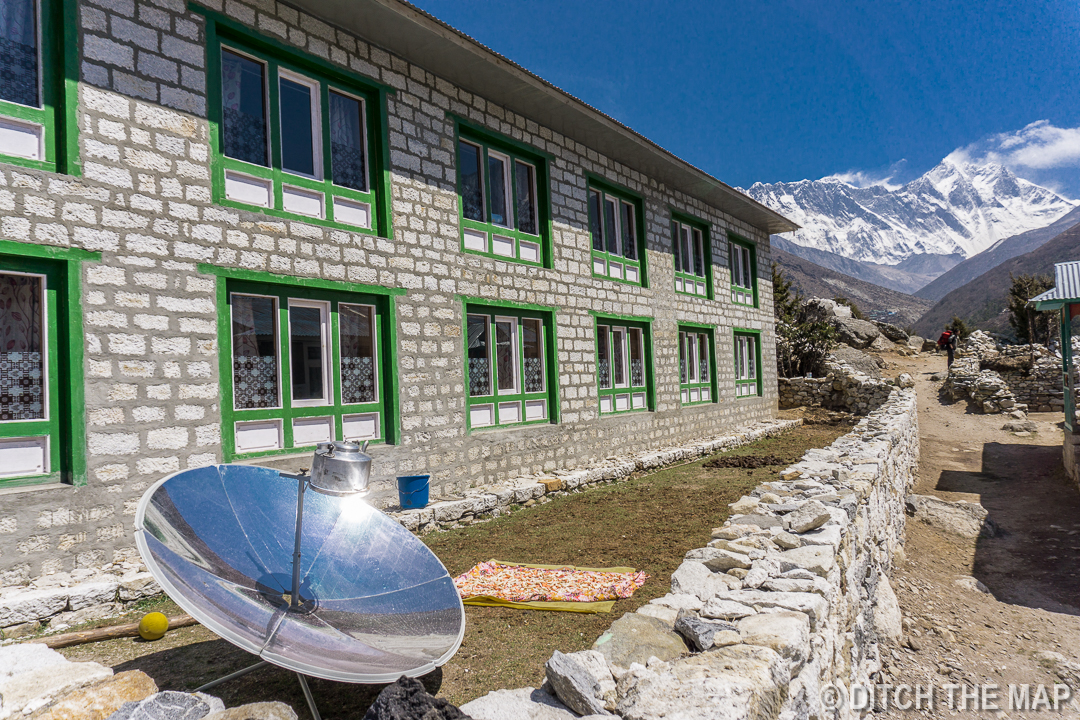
[772,263,836,378]
[1007,273,1055,344]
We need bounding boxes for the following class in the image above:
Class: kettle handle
[361,440,369,453]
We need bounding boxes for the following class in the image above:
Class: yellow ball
[138,612,169,641]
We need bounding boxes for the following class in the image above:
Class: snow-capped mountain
[741,161,1077,265]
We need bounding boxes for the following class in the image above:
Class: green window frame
[730,235,758,307]
[203,14,391,236]
[0,0,79,174]
[588,178,646,286]
[464,304,556,431]
[456,124,550,267]
[595,316,652,415]
[0,242,93,488]
[734,329,762,398]
[672,213,712,298]
[220,278,395,460]
[679,325,717,406]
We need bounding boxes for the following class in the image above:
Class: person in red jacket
[937,328,958,369]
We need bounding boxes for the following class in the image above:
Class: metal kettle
[309,440,372,496]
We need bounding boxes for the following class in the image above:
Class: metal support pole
[195,660,270,692]
[297,673,322,720]
[291,475,308,611]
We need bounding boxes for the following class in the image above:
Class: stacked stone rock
[0,562,159,640]
[777,355,894,413]
[942,358,1021,414]
[462,388,919,720]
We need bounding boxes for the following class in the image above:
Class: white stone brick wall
[0,0,781,581]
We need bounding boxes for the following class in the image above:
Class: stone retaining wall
[778,367,894,415]
[462,388,919,720]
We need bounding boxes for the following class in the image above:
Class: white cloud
[819,162,905,191]
[947,121,1080,171]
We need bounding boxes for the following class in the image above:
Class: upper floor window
[0,0,71,172]
[679,326,715,405]
[734,331,761,398]
[211,34,385,233]
[730,236,758,306]
[465,305,555,430]
[596,318,651,415]
[672,215,711,298]
[458,130,548,266]
[589,182,645,285]
[224,281,391,459]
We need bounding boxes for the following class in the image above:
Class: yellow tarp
[459,560,639,614]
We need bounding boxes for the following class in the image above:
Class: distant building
[0,0,796,580]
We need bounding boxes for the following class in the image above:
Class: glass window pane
[731,243,742,287]
[467,314,490,397]
[735,337,744,380]
[693,229,705,277]
[621,202,636,260]
[597,325,611,389]
[747,338,756,379]
[687,333,697,382]
[680,226,692,272]
[679,331,686,385]
[698,335,709,381]
[604,198,619,255]
[0,0,38,107]
[522,318,544,393]
[488,153,509,226]
[515,161,537,235]
[495,319,515,392]
[289,304,325,402]
[329,91,366,191]
[459,141,484,222]
[629,328,644,387]
[0,273,44,420]
[340,303,375,404]
[672,223,681,269]
[589,190,603,251]
[232,295,278,409]
[221,50,267,166]
[743,247,753,288]
[280,77,316,177]
[612,329,625,386]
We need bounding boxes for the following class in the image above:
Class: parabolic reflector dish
[134,464,465,683]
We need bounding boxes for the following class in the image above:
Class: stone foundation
[463,388,919,720]
[1064,430,1080,491]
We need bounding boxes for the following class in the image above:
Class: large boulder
[461,686,610,720]
[905,494,996,538]
[33,671,158,720]
[614,645,788,720]
[807,298,850,319]
[0,661,113,720]
[736,611,811,676]
[544,650,613,716]
[827,346,883,378]
[592,612,688,669]
[362,677,469,720]
[873,321,909,343]
[872,576,903,644]
[831,317,881,349]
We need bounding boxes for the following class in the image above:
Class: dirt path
[878,352,1080,718]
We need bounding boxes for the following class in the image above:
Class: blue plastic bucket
[397,475,431,510]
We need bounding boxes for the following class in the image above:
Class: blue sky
[409,0,1080,197]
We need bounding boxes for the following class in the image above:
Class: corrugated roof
[1031,260,1080,303]
[289,0,800,236]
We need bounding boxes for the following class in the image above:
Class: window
[225,281,390,458]
[458,131,547,266]
[465,306,554,430]
[672,216,711,298]
[0,0,72,172]
[0,255,78,485]
[730,236,757,306]
[679,326,715,405]
[596,318,650,414]
[589,183,644,285]
[211,33,383,232]
[734,331,761,397]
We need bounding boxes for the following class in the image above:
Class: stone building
[0,0,795,581]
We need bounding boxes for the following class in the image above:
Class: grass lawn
[54,417,850,717]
